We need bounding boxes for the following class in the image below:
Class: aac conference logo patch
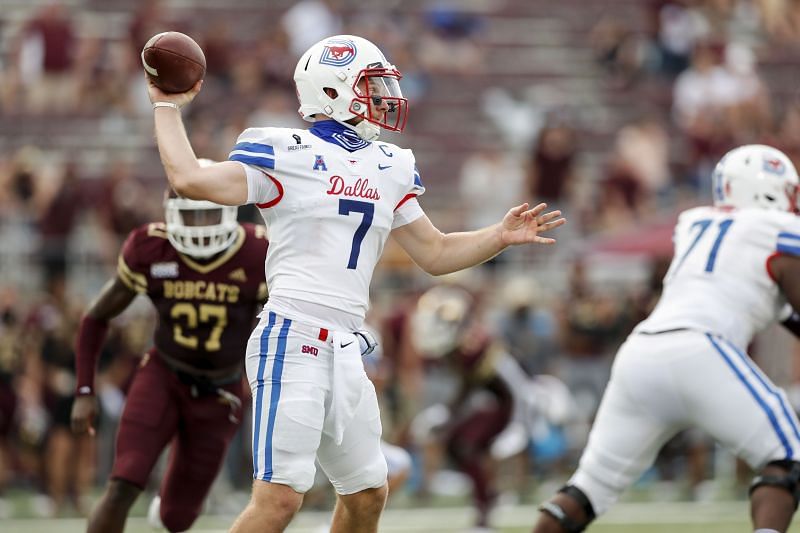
[320,39,357,67]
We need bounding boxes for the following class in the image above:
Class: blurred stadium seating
[3,0,800,530]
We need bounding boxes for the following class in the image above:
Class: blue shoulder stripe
[233,142,274,155]
[229,153,275,170]
[777,242,800,256]
[413,166,423,187]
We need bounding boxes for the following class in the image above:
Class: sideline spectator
[527,122,578,209]
[281,0,342,56]
[16,2,78,115]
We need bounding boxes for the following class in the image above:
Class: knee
[160,501,201,533]
[104,479,141,510]
[161,512,198,532]
[270,491,303,519]
[750,460,800,510]
[250,481,303,521]
[446,440,474,465]
[341,484,388,518]
[369,483,389,508]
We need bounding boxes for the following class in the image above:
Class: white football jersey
[637,206,800,349]
[229,121,425,329]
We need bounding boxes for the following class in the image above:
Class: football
[141,31,206,94]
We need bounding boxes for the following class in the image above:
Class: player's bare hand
[499,202,566,246]
[70,395,98,437]
[145,73,202,108]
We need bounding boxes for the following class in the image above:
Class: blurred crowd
[2,0,800,521]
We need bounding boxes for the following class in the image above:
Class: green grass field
[3,502,800,533]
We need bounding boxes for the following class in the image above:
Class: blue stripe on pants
[722,338,800,444]
[706,333,793,458]
[262,317,293,481]
[252,312,277,477]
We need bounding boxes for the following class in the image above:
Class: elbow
[420,260,449,277]
[170,174,206,200]
[415,242,448,276]
[410,254,437,276]
[426,265,448,277]
[169,173,192,198]
[166,162,203,199]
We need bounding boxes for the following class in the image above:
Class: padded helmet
[164,159,239,258]
[410,285,474,359]
[294,35,408,141]
[712,144,800,213]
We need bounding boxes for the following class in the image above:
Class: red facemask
[349,66,408,133]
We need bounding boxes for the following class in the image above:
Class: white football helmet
[410,285,474,359]
[164,159,239,259]
[294,34,408,141]
[712,144,800,213]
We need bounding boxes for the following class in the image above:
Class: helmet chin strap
[331,113,381,141]
[352,119,381,141]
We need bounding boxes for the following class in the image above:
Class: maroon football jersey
[118,222,268,371]
[449,331,514,401]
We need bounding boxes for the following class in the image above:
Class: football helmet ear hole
[323,87,338,99]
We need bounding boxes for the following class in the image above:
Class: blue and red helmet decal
[319,38,357,67]
[763,155,787,176]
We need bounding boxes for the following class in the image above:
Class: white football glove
[354,329,378,357]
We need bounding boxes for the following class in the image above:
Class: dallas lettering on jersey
[163,280,240,303]
[326,176,380,200]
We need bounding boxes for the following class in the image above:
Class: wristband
[153,101,180,111]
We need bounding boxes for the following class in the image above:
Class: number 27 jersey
[637,206,800,349]
[117,222,268,368]
[230,125,425,328]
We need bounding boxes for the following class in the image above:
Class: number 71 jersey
[638,206,800,349]
[231,126,425,324]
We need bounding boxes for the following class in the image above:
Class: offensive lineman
[70,188,268,533]
[145,34,566,533]
[533,144,800,533]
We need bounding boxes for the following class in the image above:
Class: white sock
[147,496,165,531]
[754,529,780,533]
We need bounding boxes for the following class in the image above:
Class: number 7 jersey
[637,206,800,348]
[229,124,425,328]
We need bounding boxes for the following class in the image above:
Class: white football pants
[571,329,800,515]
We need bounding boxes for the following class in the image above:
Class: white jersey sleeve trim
[239,162,281,206]
[228,128,275,171]
[392,197,424,229]
[411,166,425,196]
[777,231,800,257]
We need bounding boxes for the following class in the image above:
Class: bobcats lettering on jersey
[163,280,240,303]
[117,222,268,369]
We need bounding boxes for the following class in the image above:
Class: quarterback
[534,145,800,533]
[146,34,565,533]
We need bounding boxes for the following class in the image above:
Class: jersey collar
[309,120,371,152]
